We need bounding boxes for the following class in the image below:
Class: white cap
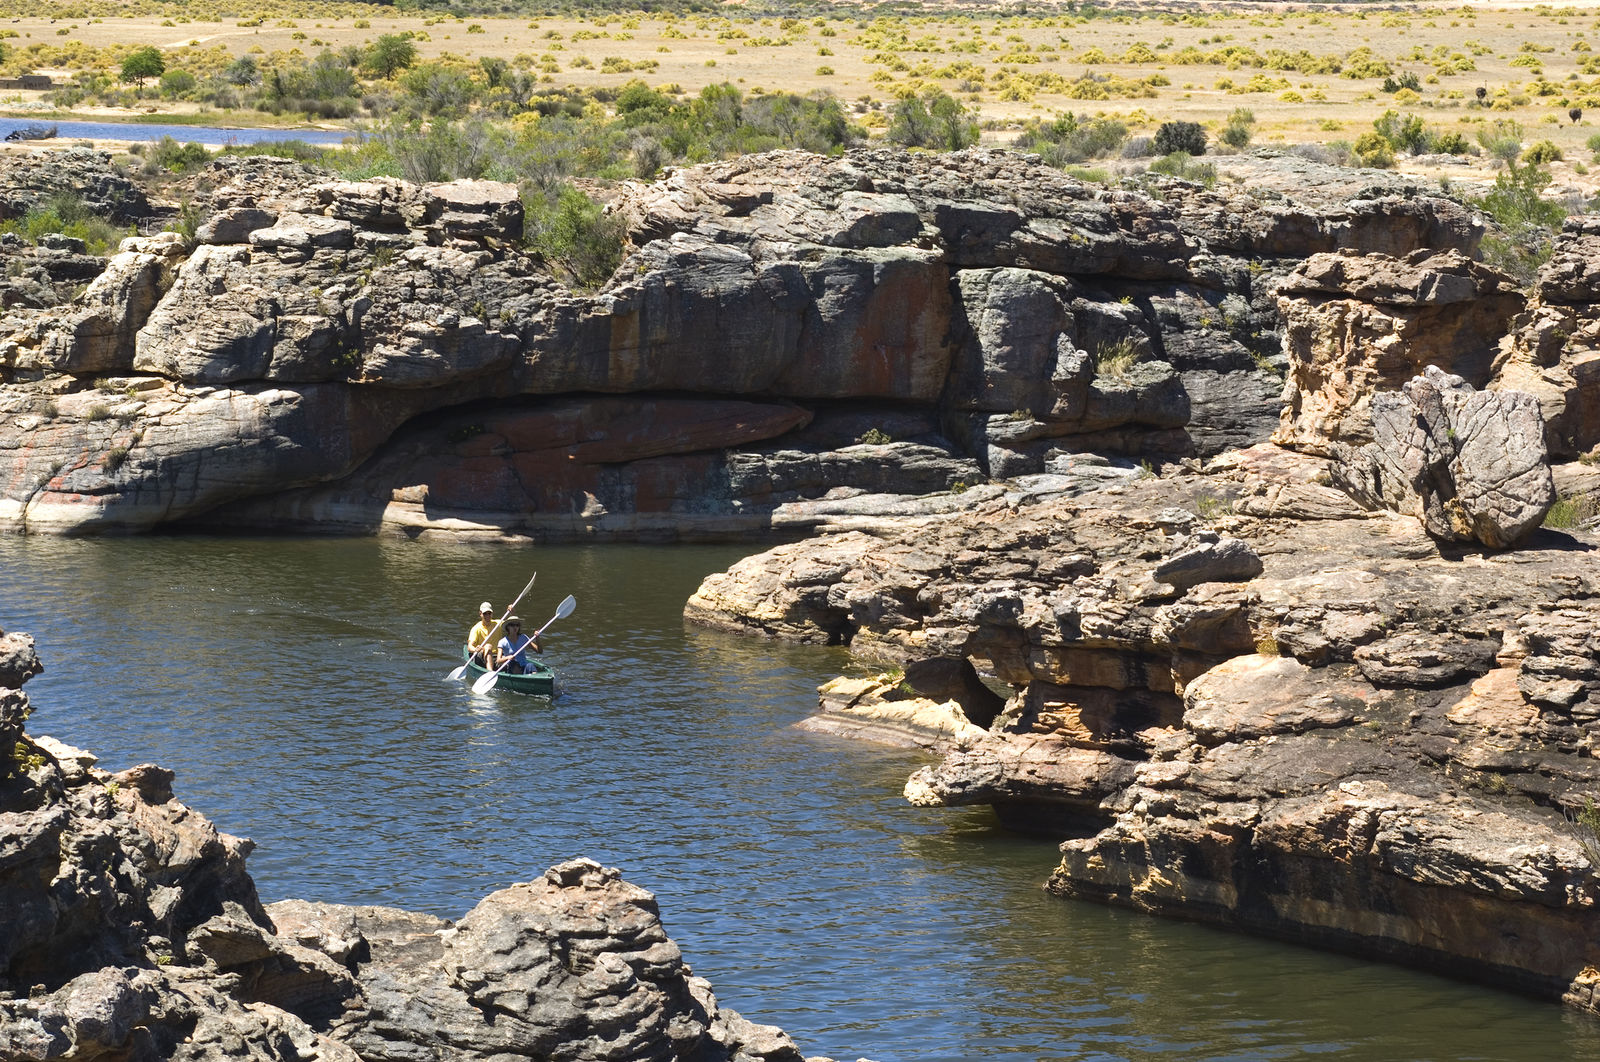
[479,601,494,612]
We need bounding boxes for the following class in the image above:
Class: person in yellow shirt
[467,602,501,666]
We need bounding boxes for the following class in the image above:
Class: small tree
[120,47,165,90]
[224,55,260,86]
[888,89,978,151]
[363,34,419,80]
[1153,120,1207,156]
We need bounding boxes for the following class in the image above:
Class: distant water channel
[3,536,1598,1062]
[0,117,352,146]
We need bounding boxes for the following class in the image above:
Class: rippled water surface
[3,536,1598,1062]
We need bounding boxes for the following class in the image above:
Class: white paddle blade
[447,665,467,681]
[472,670,500,695]
[556,594,576,619]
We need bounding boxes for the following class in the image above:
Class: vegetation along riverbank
[6,0,1600,1057]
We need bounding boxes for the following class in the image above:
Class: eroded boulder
[1332,366,1555,548]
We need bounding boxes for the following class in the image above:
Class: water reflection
[2,535,1597,1062]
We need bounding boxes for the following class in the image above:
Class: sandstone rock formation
[1273,249,1523,456]
[1493,214,1600,459]
[685,450,1600,1014]
[0,149,1482,536]
[0,628,804,1061]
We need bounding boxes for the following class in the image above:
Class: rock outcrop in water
[675,159,1600,1016]
[685,434,1600,1013]
[0,627,804,1061]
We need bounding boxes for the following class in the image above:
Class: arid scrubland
[1,2,1598,286]
[4,1,1600,157]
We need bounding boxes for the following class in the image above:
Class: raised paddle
[472,594,576,694]
[448,571,537,681]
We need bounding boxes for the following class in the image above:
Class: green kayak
[460,647,559,697]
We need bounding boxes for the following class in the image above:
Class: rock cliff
[8,140,1600,1033]
[0,626,805,1061]
[0,147,1485,537]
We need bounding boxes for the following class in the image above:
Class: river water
[2,535,1597,1062]
[0,117,351,146]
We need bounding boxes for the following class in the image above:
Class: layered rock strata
[684,447,1600,1013]
[0,627,804,1061]
[0,149,1483,536]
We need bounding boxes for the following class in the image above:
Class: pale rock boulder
[1332,366,1555,548]
[133,244,278,384]
[1152,529,1264,591]
[195,206,278,245]
[413,179,524,245]
[1183,654,1371,744]
[2,232,185,376]
[803,674,989,751]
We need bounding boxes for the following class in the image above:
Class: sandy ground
[1,1,1598,195]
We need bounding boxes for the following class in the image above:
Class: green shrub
[1149,151,1217,186]
[1373,109,1429,154]
[1475,159,1569,285]
[1353,131,1396,167]
[524,184,626,291]
[1219,107,1255,149]
[0,193,126,255]
[1544,492,1598,528]
[1523,139,1564,164]
[887,88,978,150]
[1477,118,1525,164]
[1014,111,1127,165]
[1153,119,1207,155]
[142,136,212,174]
[158,69,196,99]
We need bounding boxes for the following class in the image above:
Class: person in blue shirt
[494,617,541,674]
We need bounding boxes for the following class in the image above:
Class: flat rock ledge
[687,446,1600,1015]
[0,630,811,1062]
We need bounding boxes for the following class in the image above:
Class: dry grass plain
[5,1,1600,191]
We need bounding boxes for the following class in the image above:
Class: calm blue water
[2,535,1597,1062]
[0,117,351,146]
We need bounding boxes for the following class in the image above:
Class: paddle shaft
[479,571,538,651]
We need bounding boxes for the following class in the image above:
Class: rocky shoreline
[0,627,809,1061]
